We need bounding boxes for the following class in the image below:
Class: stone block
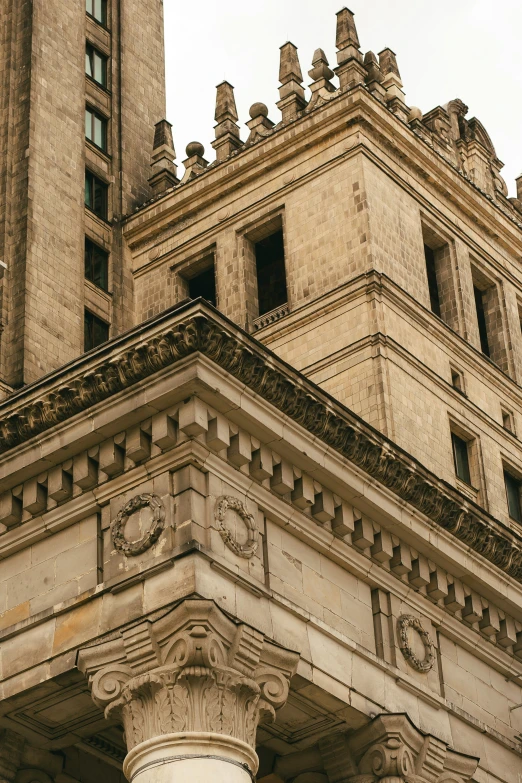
[352,515,374,550]
[47,465,73,502]
[271,461,294,494]
[497,616,517,648]
[479,605,500,636]
[73,452,98,490]
[152,410,177,450]
[126,425,151,464]
[409,555,430,587]
[291,475,315,509]
[0,491,22,528]
[462,592,482,624]
[427,568,448,600]
[312,489,335,523]
[332,501,355,537]
[444,579,466,613]
[228,431,252,467]
[250,447,273,480]
[371,530,393,562]
[23,477,47,515]
[179,397,208,436]
[173,465,207,496]
[206,415,230,451]
[99,438,125,476]
[390,543,412,575]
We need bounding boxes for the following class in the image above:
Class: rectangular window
[188,265,216,306]
[85,170,108,219]
[85,107,108,151]
[85,237,109,290]
[86,44,108,88]
[504,470,522,523]
[255,229,288,316]
[84,310,109,351]
[452,432,471,485]
[473,284,490,357]
[424,245,441,317]
[86,0,107,25]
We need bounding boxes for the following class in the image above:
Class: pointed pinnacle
[279,41,303,85]
[309,48,334,82]
[336,8,360,50]
[215,81,238,123]
[378,49,400,79]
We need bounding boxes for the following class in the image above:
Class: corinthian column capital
[78,599,299,782]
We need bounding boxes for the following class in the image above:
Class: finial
[363,51,386,103]
[246,103,275,145]
[336,8,360,50]
[212,81,242,162]
[307,48,336,112]
[148,119,179,196]
[277,42,307,123]
[378,48,409,122]
[334,8,365,90]
[180,141,208,185]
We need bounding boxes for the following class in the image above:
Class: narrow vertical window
[84,310,109,351]
[86,44,108,88]
[255,229,288,316]
[424,245,441,317]
[504,470,522,523]
[86,0,107,25]
[85,170,108,219]
[85,107,108,151]
[451,432,471,485]
[85,238,109,290]
[473,285,490,357]
[188,265,217,306]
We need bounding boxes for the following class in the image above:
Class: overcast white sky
[164,0,522,196]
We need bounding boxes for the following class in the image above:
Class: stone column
[78,600,299,783]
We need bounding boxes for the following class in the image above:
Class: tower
[0,0,165,389]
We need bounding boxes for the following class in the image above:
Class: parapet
[145,8,518,221]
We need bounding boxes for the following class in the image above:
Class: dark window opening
[85,238,109,290]
[473,285,490,357]
[188,266,216,307]
[86,44,108,88]
[255,230,287,316]
[86,0,107,25]
[504,470,522,523]
[424,245,441,317]
[85,170,108,219]
[502,411,514,433]
[85,107,108,151]
[451,370,463,393]
[452,432,471,485]
[84,310,109,352]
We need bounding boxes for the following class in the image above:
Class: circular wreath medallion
[215,495,259,559]
[111,494,165,556]
[397,614,436,673]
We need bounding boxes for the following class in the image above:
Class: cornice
[123,87,522,257]
[1,302,522,585]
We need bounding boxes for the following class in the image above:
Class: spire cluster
[147,7,514,215]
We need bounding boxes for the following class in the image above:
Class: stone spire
[277,42,307,123]
[212,81,243,162]
[148,119,179,196]
[335,8,365,90]
[307,48,336,112]
[379,48,409,121]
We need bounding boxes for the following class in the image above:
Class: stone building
[0,3,521,782]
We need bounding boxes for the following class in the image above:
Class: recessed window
[452,432,471,485]
[502,409,515,434]
[85,170,108,219]
[188,265,216,306]
[85,107,107,151]
[84,310,109,351]
[255,229,288,316]
[86,0,107,25]
[473,285,490,357]
[85,238,109,290]
[86,44,108,88]
[504,470,522,523]
[424,245,441,317]
[451,368,463,393]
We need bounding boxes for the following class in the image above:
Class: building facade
[0,4,521,783]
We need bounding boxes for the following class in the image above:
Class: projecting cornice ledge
[1,301,522,583]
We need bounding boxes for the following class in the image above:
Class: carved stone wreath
[397,615,436,673]
[111,494,165,556]
[215,495,259,559]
